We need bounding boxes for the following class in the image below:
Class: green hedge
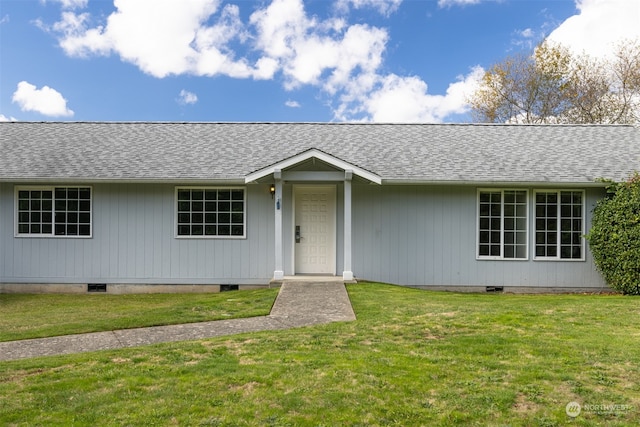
[587,173,640,295]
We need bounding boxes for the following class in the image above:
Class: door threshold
[270,274,358,286]
[288,275,343,281]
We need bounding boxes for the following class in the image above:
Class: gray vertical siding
[0,184,8,281]
[0,183,274,284]
[1,181,609,288]
[352,184,607,289]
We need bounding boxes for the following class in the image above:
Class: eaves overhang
[0,177,247,185]
[381,179,609,188]
[1,177,609,188]
[244,148,382,184]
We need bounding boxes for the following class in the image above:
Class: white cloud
[355,66,483,122]
[178,90,198,105]
[510,27,543,50]
[366,75,433,122]
[11,81,74,117]
[520,28,534,39]
[324,24,387,93]
[251,0,388,93]
[53,11,111,56]
[45,0,483,122]
[53,0,263,79]
[547,0,640,59]
[335,0,403,16]
[52,0,389,88]
[0,114,18,121]
[285,99,301,108]
[249,0,311,74]
[438,0,482,8]
[46,0,88,9]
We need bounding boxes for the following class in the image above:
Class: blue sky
[1,0,638,123]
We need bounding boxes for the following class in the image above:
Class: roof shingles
[0,122,638,184]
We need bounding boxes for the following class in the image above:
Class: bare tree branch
[468,39,640,124]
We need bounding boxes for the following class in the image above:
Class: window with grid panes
[535,190,584,260]
[478,190,528,259]
[176,188,245,237]
[16,187,91,237]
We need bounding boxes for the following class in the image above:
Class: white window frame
[14,185,93,238]
[533,189,586,261]
[174,186,246,239]
[476,189,529,260]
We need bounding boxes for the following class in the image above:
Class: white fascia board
[381,179,608,188]
[0,178,246,185]
[244,149,382,184]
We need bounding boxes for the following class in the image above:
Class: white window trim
[14,185,93,239]
[174,186,247,239]
[533,189,586,262]
[476,188,529,261]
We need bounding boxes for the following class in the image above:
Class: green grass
[0,289,279,342]
[1,283,639,426]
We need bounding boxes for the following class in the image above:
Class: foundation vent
[88,283,107,293]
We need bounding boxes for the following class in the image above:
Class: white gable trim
[244,149,382,184]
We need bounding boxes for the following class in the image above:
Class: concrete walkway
[0,281,356,362]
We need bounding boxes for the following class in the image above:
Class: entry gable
[244,148,382,184]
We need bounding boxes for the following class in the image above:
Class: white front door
[294,185,336,274]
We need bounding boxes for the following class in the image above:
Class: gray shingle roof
[1,122,638,184]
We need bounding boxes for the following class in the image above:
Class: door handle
[295,226,301,243]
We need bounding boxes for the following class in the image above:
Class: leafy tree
[469,40,640,124]
[586,174,640,295]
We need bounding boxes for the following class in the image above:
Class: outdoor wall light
[270,184,276,198]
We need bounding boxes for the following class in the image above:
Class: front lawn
[0,283,638,426]
[0,288,279,342]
